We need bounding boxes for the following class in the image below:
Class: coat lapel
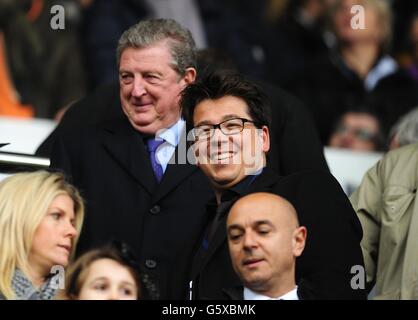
[197,199,236,278]
[203,216,228,267]
[101,117,157,195]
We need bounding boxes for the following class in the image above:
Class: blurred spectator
[0,171,84,300]
[389,106,418,150]
[406,14,418,81]
[61,241,143,300]
[0,31,33,117]
[329,106,386,152]
[391,0,418,60]
[261,0,336,89]
[350,142,418,299]
[296,0,418,144]
[0,0,86,119]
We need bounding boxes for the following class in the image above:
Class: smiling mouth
[210,152,236,162]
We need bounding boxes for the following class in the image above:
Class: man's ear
[261,126,270,153]
[182,67,197,85]
[292,226,307,257]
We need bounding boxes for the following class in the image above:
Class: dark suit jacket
[187,168,367,300]
[50,116,214,299]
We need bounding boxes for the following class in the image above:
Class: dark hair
[333,104,387,151]
[64,241,143,300]
[181,71,272,129]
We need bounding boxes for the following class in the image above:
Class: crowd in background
[2,0,418,151]
[2,0,418,301]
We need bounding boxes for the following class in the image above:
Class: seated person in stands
[62,241,142,300]
[225,192,308,300]
[328,106,386,152]
[0,171,84,300]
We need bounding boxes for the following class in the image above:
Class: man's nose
[210,128,232,154]
[211,127,229,145]
[243,231,257,249]
[340,131,355,147]
[131,77,146,97]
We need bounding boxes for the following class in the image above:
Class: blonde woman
[297,0,408,145]
[0,171,84,300]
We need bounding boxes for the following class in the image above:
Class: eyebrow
[49,207,76,222]
[227,224,244,233]
[120,281,136,287]
[89,277,108,284]
[195,114,246,127]
[253,220,273,228]
[228,220,274,232]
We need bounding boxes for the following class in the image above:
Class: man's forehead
[194,97,250,118]
[229,206,275,223]
[229,198,291,223]
[120,43,172,62]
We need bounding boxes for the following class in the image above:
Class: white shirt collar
[364,55,397,91]
[155,118,185,147]
[244,286,299,300]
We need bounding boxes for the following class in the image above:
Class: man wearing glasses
[328,109,386,152]
[179,71,366,300]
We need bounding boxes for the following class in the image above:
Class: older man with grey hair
[50,19,213,299]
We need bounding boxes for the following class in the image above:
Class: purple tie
[147,138,165,183]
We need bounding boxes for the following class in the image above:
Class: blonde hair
[330,0,393,52]
[0,171,84,299]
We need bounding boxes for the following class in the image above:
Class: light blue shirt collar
[156,118,185,147]
[153,118,185,173]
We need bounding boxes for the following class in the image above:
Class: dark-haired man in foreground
[180,72,366,300]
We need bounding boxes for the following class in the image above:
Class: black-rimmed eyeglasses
[193,118,257,141]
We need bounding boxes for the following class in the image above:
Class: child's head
[64,242,141,300]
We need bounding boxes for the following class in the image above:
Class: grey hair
[390,107,418,147]
[116,19,197,75]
